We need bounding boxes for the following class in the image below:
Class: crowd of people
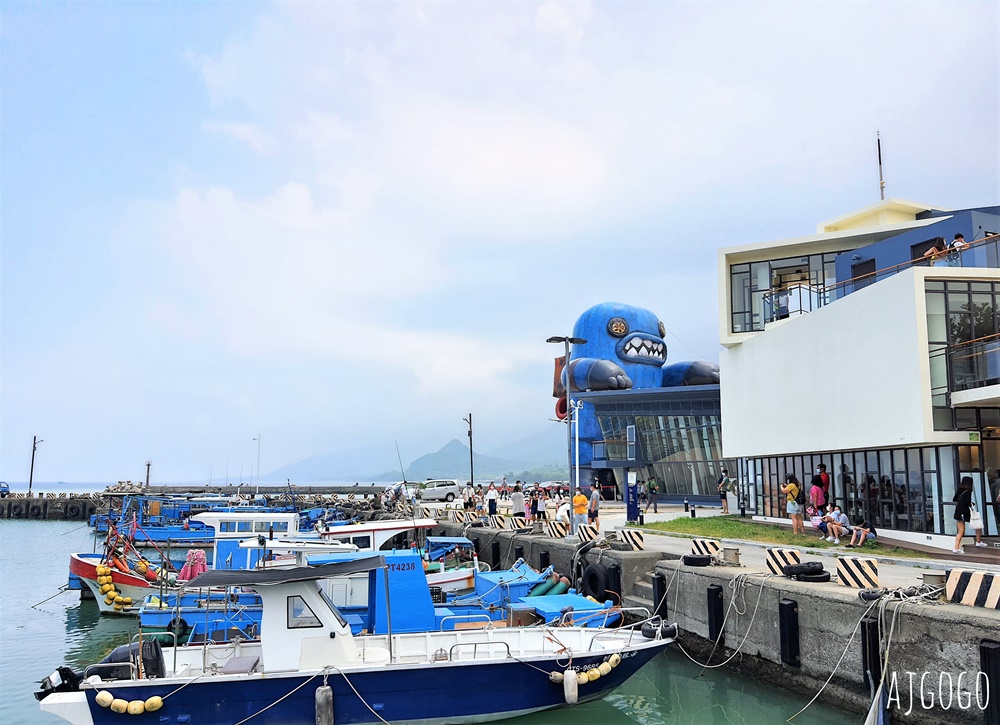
[459,480,602,530]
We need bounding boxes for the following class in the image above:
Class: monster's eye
[658,320,666,338]
[608,318,629,337]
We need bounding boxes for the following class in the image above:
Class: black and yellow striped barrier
[577,524,599,542]
[452,509,468,524]
[546,521,569,538]
[505,516,528,530]
[692,538,722,557]
[765,548,800,575]
[946,569,1000,609]
[836,556,878,588]
[619,529,645,551]
[488,514,507,529]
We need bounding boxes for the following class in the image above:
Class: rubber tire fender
[167,618,189,639]
[781,561,823,577]
[29,504,42,518]
[10,504,22,517]
[797,570,831,583]
[581,563,609,600]
[682,554,712,567]
[67,504,81,519]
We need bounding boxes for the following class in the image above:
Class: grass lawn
[633,516,929,560]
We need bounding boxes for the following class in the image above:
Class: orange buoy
[112,557,130,573]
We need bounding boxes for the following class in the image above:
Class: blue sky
[2,1,997,484]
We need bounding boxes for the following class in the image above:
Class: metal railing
[752,232,1000,328]
[947,332,1000,392]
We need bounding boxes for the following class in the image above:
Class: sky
[2,0,997,485]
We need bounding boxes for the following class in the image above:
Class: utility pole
[145,460,151,489]
[28,436,43,498]
[253,434,262,495]
[463,414,474,486]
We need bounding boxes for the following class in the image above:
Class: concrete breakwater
[435,519,1000,725]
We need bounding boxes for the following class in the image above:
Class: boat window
[287,595,322,628]
[317,588,349,629]
[351,536,371,550]
[254,522,270,532]
[237,521,253,532]
[220,522,236,532]
[274,522,289,532]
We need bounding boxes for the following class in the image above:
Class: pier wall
[436,521,998,724]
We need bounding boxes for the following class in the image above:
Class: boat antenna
[395,441,407,483]
[877,130,886,201]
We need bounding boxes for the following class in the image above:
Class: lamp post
[28,436,43,498]
[547,335,587,535]
[463,414,474,487]
[253,434,262,495]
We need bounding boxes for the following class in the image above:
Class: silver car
[416,479,462,503]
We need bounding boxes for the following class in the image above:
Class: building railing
[758,232,1000,327]
[947,332,1000,392]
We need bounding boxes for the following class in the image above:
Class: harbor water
[1,519,858,725]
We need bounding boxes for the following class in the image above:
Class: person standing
[645,477,658,513]
[588,485,601,531]
[463,482,474,511]
[485,483,498,516]
[952,476,986,553]
[572,489,588,530]
[716,468,733,514]
[817,464,831,499]
[780,474,805,535]
[536,487,548,521]
[509,485,525,520]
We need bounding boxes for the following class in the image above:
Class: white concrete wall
[721,267,957,457]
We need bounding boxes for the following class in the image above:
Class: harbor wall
[436,521,998,725]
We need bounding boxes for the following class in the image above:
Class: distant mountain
[266,426,567,484]
[484,425,566,468]
[371,439,513,482]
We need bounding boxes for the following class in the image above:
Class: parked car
[416,479,462,503]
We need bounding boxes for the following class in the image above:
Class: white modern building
[718,199,1000,549]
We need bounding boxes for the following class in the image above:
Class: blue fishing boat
[37,559,674,725]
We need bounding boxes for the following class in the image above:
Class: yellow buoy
[587,668,601,682]
[609,653,621,668]
[144,696,163,712]
[549,671,564,684]
[114,596,124,604]
[126,700,145,715]
[575,671,588,686]
[105,597,115,606]
[122,597,132,605]
[598,662,613,676]
[95,691,114,708]
[100,584,111,594]
[113,604,123,611]
[110,698,129,713]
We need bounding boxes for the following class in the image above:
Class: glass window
[237,521,252,532]
[220,521,236,533]
[352,535,372,550]
[287,595,322,628]
[926,293,947,342]
[255,521,270,532]
[926,281,946,291]
[274,521,289,532]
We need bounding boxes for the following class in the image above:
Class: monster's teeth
[627,348,638,357]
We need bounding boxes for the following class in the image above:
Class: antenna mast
[877,131,886,201]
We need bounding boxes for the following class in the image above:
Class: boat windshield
[317,586,349,629]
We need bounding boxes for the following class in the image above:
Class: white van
[416,479,462,503]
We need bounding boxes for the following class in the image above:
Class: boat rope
[323,665,393,725]
[158,672,209,701]
[231,668,330,725]
[674,572,774,673]
[784,584,939,722]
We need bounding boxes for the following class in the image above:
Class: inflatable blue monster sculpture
[554,302,719,487]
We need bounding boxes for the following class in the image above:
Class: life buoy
[29,504,43,518]
[582,564,609,600]
[66,504,81,519]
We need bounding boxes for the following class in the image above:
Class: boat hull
[68,553,156,615]
[51,641,669,725]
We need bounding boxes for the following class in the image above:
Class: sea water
[1,520,857,725]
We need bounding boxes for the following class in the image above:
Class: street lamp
[252,434,262,495]
[547,335,587,535]
[463,414,474,487]
[28,436,44,498]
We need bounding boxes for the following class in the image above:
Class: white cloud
[202,120,269,153]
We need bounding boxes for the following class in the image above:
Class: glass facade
[581,387,734,502]
[729,252,839,333]
[925,280,1000,430]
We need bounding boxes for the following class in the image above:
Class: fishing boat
[70,511,439,615]
[37,558,674,725]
